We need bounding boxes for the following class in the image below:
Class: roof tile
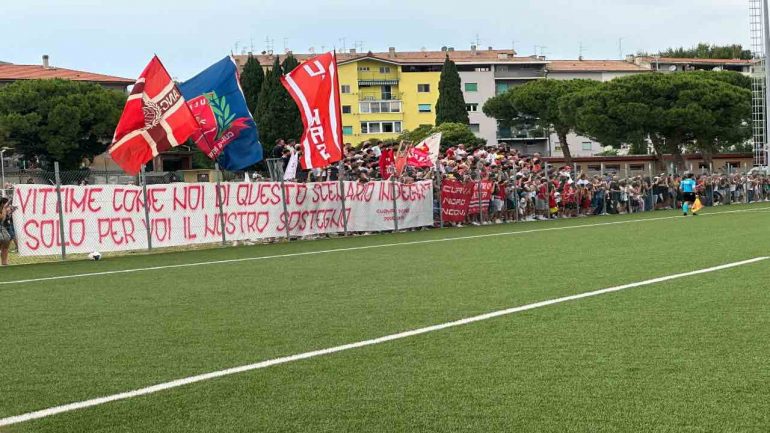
[0,64,133,84]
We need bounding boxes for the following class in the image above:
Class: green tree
[0,79,126,169]
[563,73,751,168]
[280,54,304,141]
[432,122,485,149]
[656,43,752,60]
[239,54,264,115]
[484,79,598,163]
[397,124,434,144]
[255,56,305,156]
[435,57,469,125]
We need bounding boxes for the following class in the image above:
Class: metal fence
[2,162,768,267]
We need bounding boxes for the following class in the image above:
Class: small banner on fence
[13,180,433,256]
[441,180,495,221]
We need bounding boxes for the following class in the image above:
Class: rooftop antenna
[355,40,364,53]
[283,37,289,53]
[339,37,347,52]
[265,36,274,55]
[578,42,586,60]
[512,40,518,55]
[618,37,624,59]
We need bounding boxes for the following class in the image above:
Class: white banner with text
[13,180,433,256]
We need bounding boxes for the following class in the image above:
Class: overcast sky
[0,0,753,81]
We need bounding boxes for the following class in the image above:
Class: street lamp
[0,147,14,194]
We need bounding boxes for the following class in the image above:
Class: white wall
[459,70,498,144]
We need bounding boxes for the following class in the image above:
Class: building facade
[235,50,749,158]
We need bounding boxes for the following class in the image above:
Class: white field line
[2,206,769,287]
[1,256,767,427]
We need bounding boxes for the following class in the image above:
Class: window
[340,85,351,94]
[359,101,401,113]
[342,105,352,114]
[417,84,431,93]
[469,123,480,133]
[495,83,510,95]
[360,121,402,134]
[554,146,562,152]
[582,142,593,151]
[343,126,353,135]
[357,67,370,72]
[606,164,621,171]
[587,165,602,171]
[464,82,478,92]
[466,103,479,112]
[418,104,431,113]
[630,164,645,171]
[379,67,391,74]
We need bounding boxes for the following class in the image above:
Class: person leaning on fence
[0,197,13,265]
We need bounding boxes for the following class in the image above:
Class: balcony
[497,127,547,140]
[494,66,547,80]
[357,71,399,86]
[358,91,404,101]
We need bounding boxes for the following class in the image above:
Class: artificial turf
[1,204,769,432]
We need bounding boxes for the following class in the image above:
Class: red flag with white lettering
[108,56,199,175]
[280,52,343,170]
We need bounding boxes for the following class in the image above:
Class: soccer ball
[88,252,102,261]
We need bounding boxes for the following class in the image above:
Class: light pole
[0,147,13,193]
[762,0,770,167]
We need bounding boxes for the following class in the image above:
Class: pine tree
[239,54,264,115]
[435,56,470,126]
[255,58,280,155]
[280,54,304,142]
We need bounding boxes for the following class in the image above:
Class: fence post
[54,162,66,260]
[140,165,153,251]
[601,162,607,215]
[338,161,349,236]
[279,177,291,240]
[436,168,444,229]
[391,176,399,232]
[214,163,227,246]
[476,176,483,224]
[648,162,654,212]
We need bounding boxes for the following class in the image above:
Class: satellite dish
[712,66,722,71]
[668,65,677,72]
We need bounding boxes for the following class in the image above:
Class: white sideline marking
[1,257,768,427]
[1,206,769,287]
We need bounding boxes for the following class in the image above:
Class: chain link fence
[3,161,768,267]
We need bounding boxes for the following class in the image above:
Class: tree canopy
[255,56,301,155]
[0,79,126,169]
[653,43,752,60]
[239,54,264,115]
[562,72,751,165]
[435,57,469,126]
[483,79,599,163]
[280,54,304,141]
[398,122,484,149]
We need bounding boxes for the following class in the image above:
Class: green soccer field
[2,204,770,433]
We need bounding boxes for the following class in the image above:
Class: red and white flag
[280,52,343,170]
[407,133,442,168]
[109,56,199,175]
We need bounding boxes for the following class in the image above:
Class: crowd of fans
[272,139,770,225]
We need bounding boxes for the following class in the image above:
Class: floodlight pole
[764,0,770,166]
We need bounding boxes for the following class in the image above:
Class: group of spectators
[269,139,770,225]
